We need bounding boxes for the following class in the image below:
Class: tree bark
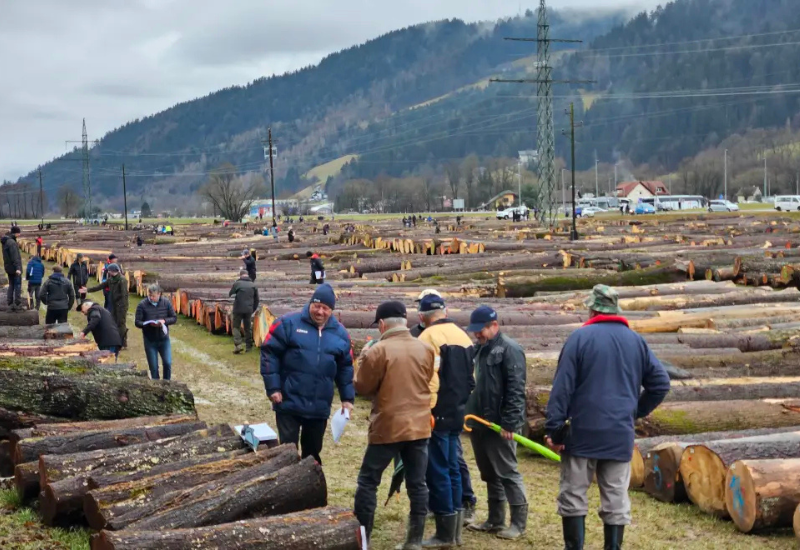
[725,458,800,532]
[643,442,688,503]
[0,369,195,420]
[125,456,327,531]
[0,324,73,340]
[14,461,39,501]
[9,413,198,443]
[0,310,39,326]
[680,433,800,518]
[90,445,299,531]
[667,377,800,402]
[0,407,70,433]
[0,356,139,375]
[89,507,362,550]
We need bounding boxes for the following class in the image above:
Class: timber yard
[3,209,800,550]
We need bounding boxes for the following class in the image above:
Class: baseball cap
[373,301,407,324]
[466,305,498,332]
[584,284,622,314]
[415,288,442,303]
[419,294,445,313]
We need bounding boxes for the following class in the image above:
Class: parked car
[496,206,528,220]
[775,196,800,212]
[708,200,740,212]
[634,203,656,215]
[580,206,607,218]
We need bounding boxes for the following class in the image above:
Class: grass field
[1,254,799,548]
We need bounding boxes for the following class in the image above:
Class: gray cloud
[0,0,658,181]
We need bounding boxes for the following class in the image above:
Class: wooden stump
[725,458,800,532]
[794,503,800,541]
[643,442,687,503]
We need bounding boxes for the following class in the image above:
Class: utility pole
[724,149,728,201]
[38,169,44,225]
[594,154,599,197]
[489,0,592,228]
[266,128,276,227]
[517,160,522,208]
[561,168,566,214]
[763,151,768,198]
[563,103,582,241]
[122,164,129,231]
[81,119,92,217]
[796,171,799,195]
[614,163,618,189]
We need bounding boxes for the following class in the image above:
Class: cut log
[14,461,39,501]
[9,413,198,442]
[726,458,800,532]
[667,377,800,402]
[89,507,362,550]
[0,407,70,433]
[13,420,206,465]
[643,442,688,503]
[795,503,800,541]
[125,456,327,531]
[0,310,39,326]
[0,324,73,340]
[89,445,299,531]
[0,369,195,420]
[681,433,800,518]
[0,440,11,477]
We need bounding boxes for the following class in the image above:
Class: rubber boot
[562,516,585,550]
[462,501,476,525]
[358,513,374,544]
[422,513,457,548]
[455,510,464,546]
[467,500,505,533]
[496,503,528,540]
[604,524,624,550]
[396,514,427,550]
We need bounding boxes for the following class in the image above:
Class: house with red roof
[615,180,669,201]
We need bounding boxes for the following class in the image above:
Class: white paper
[234,423,278,442]
[315,270,325,280]
[331,409,350,443]
[143,320,168,335]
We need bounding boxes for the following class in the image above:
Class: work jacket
[68,260,89,288]
[243,256,257,282]
[134,297,177,341]
[25,257,45,285]
[1,234,21,275]
[83,303,122,348]
[40,273,75,311]
[229,277,260,315]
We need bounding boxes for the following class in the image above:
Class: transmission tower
[81,119,92,216]
[490,0,593,228]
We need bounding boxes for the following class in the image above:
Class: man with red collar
[545,285,669,550]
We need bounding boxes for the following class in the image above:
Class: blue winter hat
[466,305,498,332]
[310,284,336,309]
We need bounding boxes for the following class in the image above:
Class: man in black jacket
[1,227,22,309]
[242,249,256,282]
[465,306,528,540]
[306,251,325,284]
[68,253,89,310]
[229,269,259,354]
[80,301,122,358]
[134,283,177,380]
[40,266,75,324]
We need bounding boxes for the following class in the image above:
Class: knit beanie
[310,284,336,310]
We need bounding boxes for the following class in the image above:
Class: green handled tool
[464,414,561,463]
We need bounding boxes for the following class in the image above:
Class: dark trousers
[354,438,429,534]
[232,312,253,351]
[276,412,327,464]
[100,345,120,361]
[427,430,462,515]
[45,309,69,324]
[6,274,21,306]
[144,335,172,380]
[74,285,86,310]
[27,283,41,310]
[457,435,477,505]
[470,427,527,506]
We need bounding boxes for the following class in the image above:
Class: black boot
[357,513,374,543]
[422,513,457,548]
[396,514,427,550]
[563,516,585,550]
[462,501,475,525]
[455,510,464,546]
[604,524,624,550]
[467,500,505,533]
[497,503,527,540]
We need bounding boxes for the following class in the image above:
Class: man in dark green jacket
[86,263,128,348]
[465,305,528,540]
[229,269,259,354]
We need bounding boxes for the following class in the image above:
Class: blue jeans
[144,336,172,380]
[426,430,462,515]
[457,435,477,505]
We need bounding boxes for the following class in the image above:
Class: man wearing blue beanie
[260,283,354,464]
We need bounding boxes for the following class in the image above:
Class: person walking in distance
[307,250,325,284]
[229,269,259,354]
[25,254,45,311]
[466,306,528,540]
[68,253,89,310]
[353,301,435,549]
[260,284,354,463]
[80,301,122,359]
[2,226,22,310]
[241,249,257,282]
[86,263,128,348]
[35,235,43,257]
[40,266,75,324]
[545,285,670,550]
[134,284,177,380]
[416,294,475,547]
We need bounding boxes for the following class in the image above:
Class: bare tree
[57,185,80,217]
[445,162,461,200]
[200,164,264,222]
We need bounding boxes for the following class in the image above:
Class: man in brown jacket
[353,301,435,550]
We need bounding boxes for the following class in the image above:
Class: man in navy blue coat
[260,283,354,464]
[545,285,670,550]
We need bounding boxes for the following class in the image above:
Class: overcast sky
[0,0,659,182]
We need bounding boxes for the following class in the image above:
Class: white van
[774,196,800,211]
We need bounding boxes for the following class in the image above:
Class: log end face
[630,447,645,489]
[725,461,757,533]
[793,503,800,540]
[679,445,729,518]
[83,491,107,532]
[643,443,686,503]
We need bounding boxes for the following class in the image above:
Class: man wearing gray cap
[546,285,669,550]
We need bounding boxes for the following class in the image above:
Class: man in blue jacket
[261,283,354,464]
[545,285,670,550]
[25,255,45,310]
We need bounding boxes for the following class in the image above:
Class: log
[681,433,800,518]
[726,458,800,532]
[795,503,800,541]
[0,440,11,477]
[643,442,688,503]
[0,407,70,433]
[90,507,362,550]
[660,349,800,378]
[12,420,206,465]
[0,369,195,420]
[0,310,39,326]
[9,413,198,442]
[667,377,800,402]
[88,445,299,531]
[0,324,73,340]
[125,456,327,531]
[14,461,39,501]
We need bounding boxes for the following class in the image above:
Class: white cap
[415,288,442,302]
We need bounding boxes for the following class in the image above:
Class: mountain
[16,9,626,213]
